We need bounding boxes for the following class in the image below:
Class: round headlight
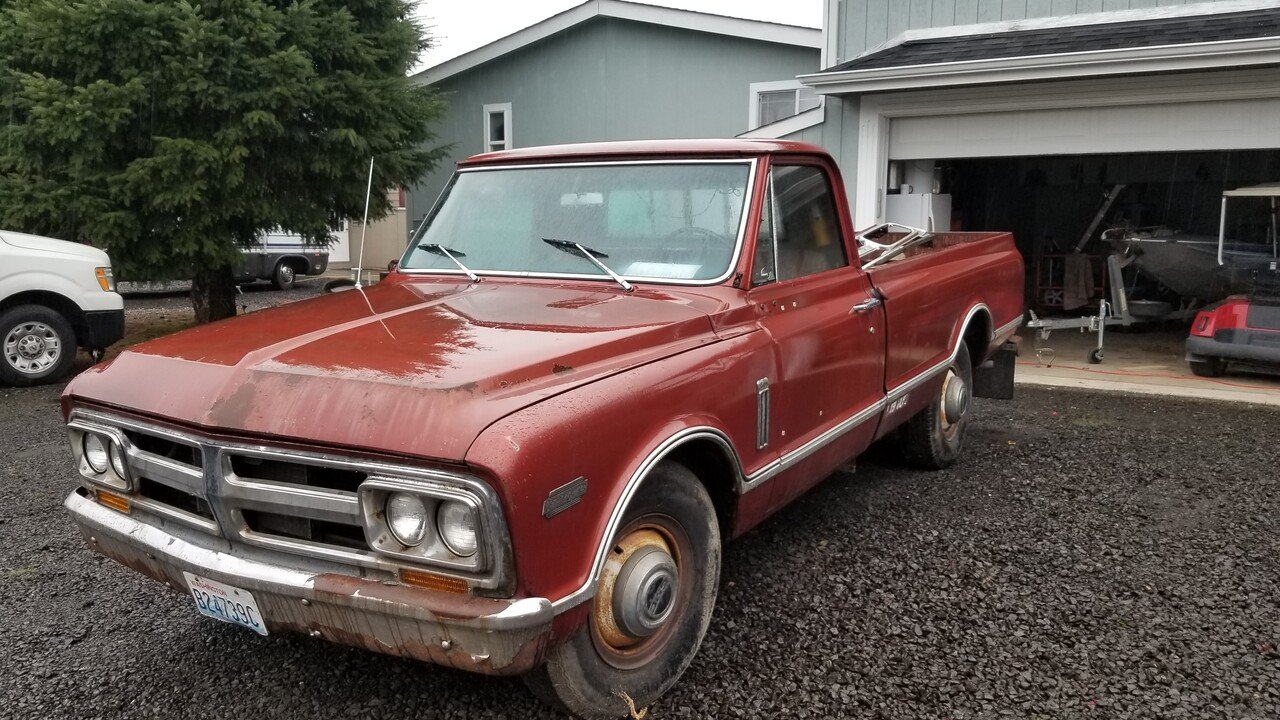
[109,441,129,479]
[437,500,478,558]
[82,433,109,474]
[385,493,429,547]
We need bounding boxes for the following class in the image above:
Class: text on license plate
[183,572,268,636]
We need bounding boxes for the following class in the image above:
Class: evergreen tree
[0,0,446,321]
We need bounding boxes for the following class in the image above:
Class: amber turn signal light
[95,267,114,292]
[96,489,131,514]
[399,569,468,594]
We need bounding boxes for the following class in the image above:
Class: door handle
[850,297,882,314]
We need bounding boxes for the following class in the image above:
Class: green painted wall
[833,0,1242,63]
[407,18,819,234]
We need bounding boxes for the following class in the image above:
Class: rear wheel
[524,462,720,719]
[1188,359,1226,378]
[0,304,77,387]
[894,340,974,470]
[271,260,297,290]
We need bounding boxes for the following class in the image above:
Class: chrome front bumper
[66,490,553,675]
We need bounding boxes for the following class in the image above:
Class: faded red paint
[64,141,1024,654]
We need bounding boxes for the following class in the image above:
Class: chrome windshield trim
[398,157,759,287]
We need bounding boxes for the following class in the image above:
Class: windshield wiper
[418,243,480,283]
[541,238,633,292]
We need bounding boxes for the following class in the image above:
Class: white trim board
[849,66,1280,229]
[415,0,821,86]
[803,35,1280,95]
[738,105,825,139]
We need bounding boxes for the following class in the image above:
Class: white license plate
[183,572,268,636]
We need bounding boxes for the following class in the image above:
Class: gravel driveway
[1,353,1276,717]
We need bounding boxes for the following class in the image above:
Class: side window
[753,165,847,284]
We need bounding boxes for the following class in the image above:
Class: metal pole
[1218,195,1228,267]
[355,156,375,289]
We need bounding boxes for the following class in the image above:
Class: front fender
[465,329,774,614]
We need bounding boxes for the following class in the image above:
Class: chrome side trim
[741,398,887,492]
[755,378,770,450]
[398,158,758,288]
[549,426,743,613]
[994,314,1023,340]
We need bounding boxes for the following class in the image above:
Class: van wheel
[0,305,77,387]
[524,462,720,719]
[895,340,973,470]
[272,261,297,290]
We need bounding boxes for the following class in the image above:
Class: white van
[234,230,333,290]
[0,230,124,386]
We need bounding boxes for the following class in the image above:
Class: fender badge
[543,476,588,519]
[888,395,910,414]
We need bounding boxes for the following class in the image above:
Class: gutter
[799,35,1280,95]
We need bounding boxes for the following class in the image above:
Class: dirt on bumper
[65,490,552,675]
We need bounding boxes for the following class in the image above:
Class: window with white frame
[483,103,512,152]
[749,81,821,130]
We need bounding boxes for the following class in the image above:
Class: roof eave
[414,0,821,86]
[799,35,1280,95]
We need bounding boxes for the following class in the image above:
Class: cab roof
[458,139,830,167]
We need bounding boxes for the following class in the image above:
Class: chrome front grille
[67,409,514,592]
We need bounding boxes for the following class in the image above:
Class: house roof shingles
[831,8,1280,72]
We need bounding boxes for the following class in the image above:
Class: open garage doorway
[938,149,1280,314]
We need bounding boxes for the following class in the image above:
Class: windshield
[401,161,754,283]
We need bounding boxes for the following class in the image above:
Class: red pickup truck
[62,140,1023,718]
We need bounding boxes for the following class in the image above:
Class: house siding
[831,0,1241,62]
[407,18,819,234]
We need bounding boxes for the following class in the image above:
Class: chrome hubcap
[4,322,62,375]
[280,266,295,282]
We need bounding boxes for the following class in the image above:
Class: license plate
[183,572,268,636]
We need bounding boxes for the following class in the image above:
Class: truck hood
[0,230,110,263]
[65,278,720,461]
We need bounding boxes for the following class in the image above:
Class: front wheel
[894,340,974,470]
[0,304,77,387]
[524,462,721,719]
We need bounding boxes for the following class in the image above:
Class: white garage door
[889,96,1280,161]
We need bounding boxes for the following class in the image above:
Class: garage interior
[881,147,1280,396]
[939,149,1280,313]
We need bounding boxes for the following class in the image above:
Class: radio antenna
[354,156,375,289]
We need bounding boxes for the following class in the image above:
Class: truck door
[747,162,886,510]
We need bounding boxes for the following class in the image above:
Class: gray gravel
[120,278,328,314]
[1,371,1277,718]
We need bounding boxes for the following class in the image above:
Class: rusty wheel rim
[938,367,969,441]
[589,515,690,670]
